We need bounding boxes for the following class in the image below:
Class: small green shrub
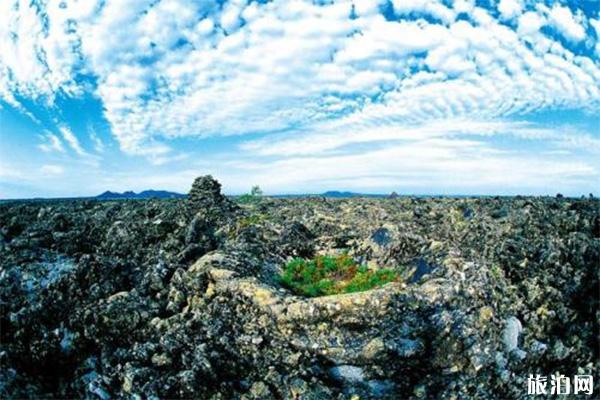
[237,185,263,204]
[490,263,503,279]
[279,254,400,297]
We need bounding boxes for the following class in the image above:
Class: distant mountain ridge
[320,191,385,198]
[89,189,377,200]
[95,189,384,200]
[95,190,186,200]
[270,191,389,199]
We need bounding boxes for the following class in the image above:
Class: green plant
[237,185,263,204]
[279,254,400,297]
[250,185,263,197]
[490,263,503,279]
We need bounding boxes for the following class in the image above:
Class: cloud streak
[59,126,87,156]
[204,139,598,195]
[240,119,600,157]
[38,132,66,153]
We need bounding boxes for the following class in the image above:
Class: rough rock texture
[1,176,598,399]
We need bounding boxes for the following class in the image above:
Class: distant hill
[270,191,389,199]
[321,191,361,198]
[320,191,386,198]
[94,189,380,200]
[95,190,186,200]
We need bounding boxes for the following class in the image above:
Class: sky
[0,0,599,198]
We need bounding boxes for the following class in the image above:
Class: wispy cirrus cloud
[198,138,598,195]
[89,128,105,153]
[38,131,66,154]
[280,119,598,155]
[59,126,87,157]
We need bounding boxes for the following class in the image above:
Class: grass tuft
[279,254,400,297]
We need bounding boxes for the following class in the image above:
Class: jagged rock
[278,222,315,258]
[187,175,236,215]
[371,227,392,247]
[329,365,365,383]
[502,316,522,353]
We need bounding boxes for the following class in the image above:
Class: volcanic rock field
[1,176,598,399]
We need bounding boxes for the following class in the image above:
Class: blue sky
[0,0,599,198]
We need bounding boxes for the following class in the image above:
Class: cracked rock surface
[1,176,598,399]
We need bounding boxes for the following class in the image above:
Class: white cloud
[590,18,600,36]
[0,162,25,180]
[517,11,546,36]
[0,0,90,103]
[589,18,600,57]
[59,126,87,156]
[214,138,598,195]
[38,132,66,153]
[241,118,599,158]
[0,0,597,159]
[223,112,599,196]
[547,5,586,42]
[89,128,104,153]
[0,0,597,200]
[498,0,523,20]
[41,164,65,175]
[390,0,456,24]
